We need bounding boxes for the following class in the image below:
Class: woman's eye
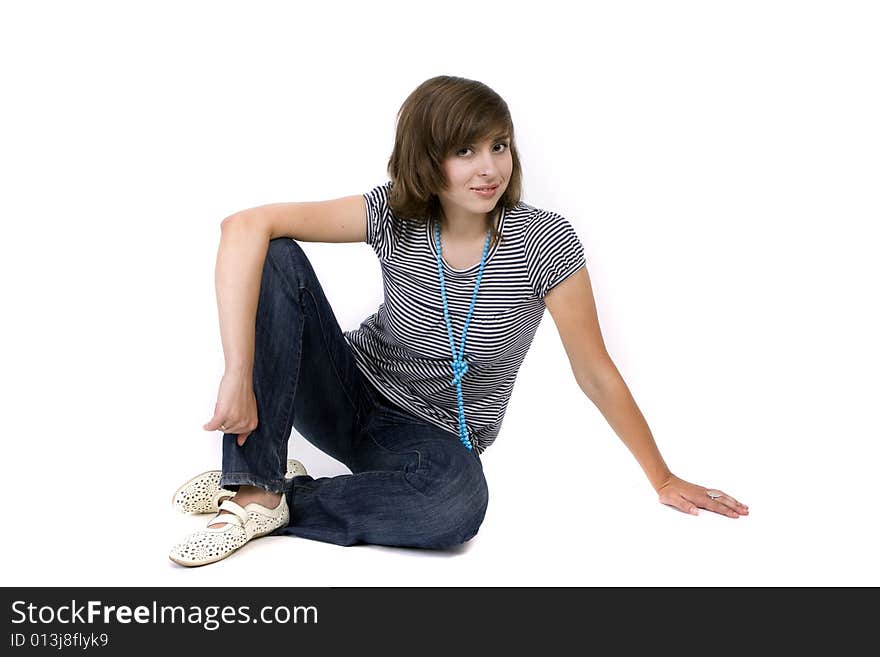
[457,142,509,157]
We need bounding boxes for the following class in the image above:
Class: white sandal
[169,496,289,567]
[171,459,307,514]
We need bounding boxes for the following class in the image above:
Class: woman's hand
[202,371,259,447]
[655,474,749,518]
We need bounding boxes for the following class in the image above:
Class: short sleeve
[363,181,397,262]
[523,209,586,299]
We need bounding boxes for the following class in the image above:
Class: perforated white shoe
[169,495,289,567]
[171,459,307,514]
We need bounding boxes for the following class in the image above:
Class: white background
[2,0,877,586]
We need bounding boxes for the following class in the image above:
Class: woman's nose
[476,151,498,175]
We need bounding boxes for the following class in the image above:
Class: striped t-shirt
[343,181,586,454]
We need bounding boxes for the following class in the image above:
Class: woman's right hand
[202,370,259,447]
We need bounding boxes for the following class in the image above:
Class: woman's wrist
[224,363,253,378]
[650,470,675,493]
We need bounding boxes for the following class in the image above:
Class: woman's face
[438,132,513,223]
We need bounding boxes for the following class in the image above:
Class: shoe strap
[208,499,250,528]
[212,489,234,507]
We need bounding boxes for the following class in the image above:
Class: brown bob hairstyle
[386,75,523,249]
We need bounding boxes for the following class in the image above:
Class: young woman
[169,75,748,567]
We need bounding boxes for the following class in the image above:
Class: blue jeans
[219,238,490,548]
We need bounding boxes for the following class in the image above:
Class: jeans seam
[277,291,303,480]
[267,244,307,477]
[301,284,362,422]
[219,473,287,494]
[363,427,424,493]
[365,428,422,470]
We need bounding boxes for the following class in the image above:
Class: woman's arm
[214,194,367,375]
[579,359,672,491]
[544,268,670,488]
[213,215,273,377]
[544,267,749,518]
[199,213,274,445]
[202,198,370,444]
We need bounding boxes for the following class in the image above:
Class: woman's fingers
[661,489,749,518]
[722,494,748,515]
[203,414,257,442]
[203,413,244,435]
[216,423,250,445]
[658,476,750,519]
[705,497,740,518]
[659,492,700,515]
[205,417,233,433]
[705,490,750,516]
[686,491,748,518]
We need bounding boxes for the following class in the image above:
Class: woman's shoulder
[509,201,575,235]
[365,180,393,200]
[520,202,568,223]
[516,202,585,258]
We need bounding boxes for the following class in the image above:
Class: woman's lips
[471,185,499,198]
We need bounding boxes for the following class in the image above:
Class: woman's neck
[438,208,499,243]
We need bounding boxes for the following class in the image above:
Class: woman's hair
[386,75,523,249]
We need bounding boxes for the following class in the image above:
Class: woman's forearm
[214,213,272,377]
[583,362,673,492]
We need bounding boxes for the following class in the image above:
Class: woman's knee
[415,465,489,548]
[263,238,313,293]
[266,237,308,272]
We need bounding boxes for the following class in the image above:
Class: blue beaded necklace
[432,217,493,452]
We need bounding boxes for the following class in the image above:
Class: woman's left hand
[655,474,749,518]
